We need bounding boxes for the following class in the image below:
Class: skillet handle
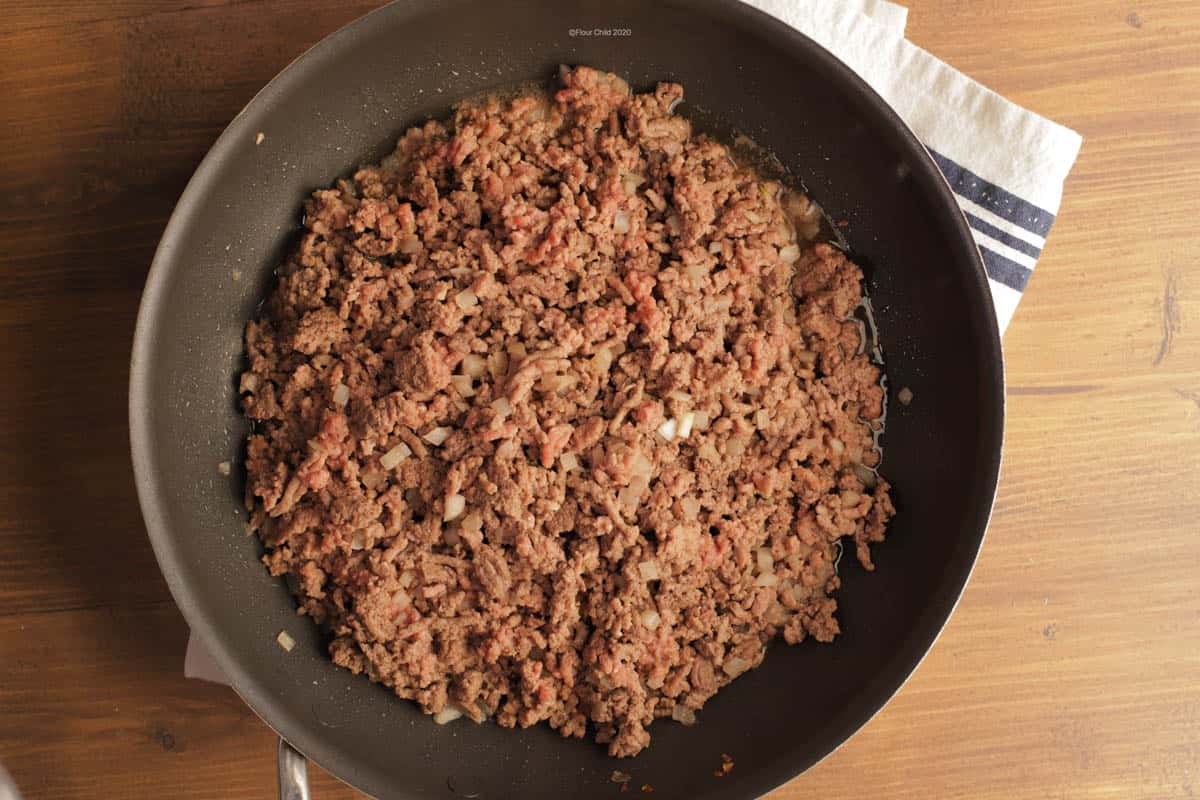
[278,739,311,800]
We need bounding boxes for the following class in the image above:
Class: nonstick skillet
[129,1,1004,797]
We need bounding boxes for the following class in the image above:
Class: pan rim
[128,0,1005,797]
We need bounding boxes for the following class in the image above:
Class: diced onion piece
[726,438,747,457]
[684,263,707,281]
[560,452,580,472]
[796,349,818,366]
[849,446,864,464]
[708,241,722,255]
[842,491,861,508]
[854,463,878,489]
[443,493,466,521]
[276,631,296,652]
[492,397,513,419]
[629,451,653,478]
[756,548,774,573]
[538,373,576,393]
[350,530,366,551]
[755,573,779,587]
[423,427,451,446]
[779,243,801,264]
[830,437,845,455]
[380,442,412,470]
[613,210,631,234]
[667,390,692,402]
[638,561,660,581]
[640,609,661,630]
[487,351,509,380]
[450,374,475,397]
[754,409,770,429]
[590,348,613,375]
[461,511,483,534]
[331,383,350,407]
[671,705,697,726]
[722,657,750,677]
[433,706,463,725]
[399,569,417,588]
[657,418,678,442]
[618,482,642,508]
[677,411,696,439]
[697,442,719,461]
[461,353,487,377]
[454,289,479,309]
[391,589,411,609]
[691,410,710,431]
[745,210,762,224]
[665,214,682,235]
[240,372,260,393]
[680,497,701,518]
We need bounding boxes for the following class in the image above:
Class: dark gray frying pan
[129,0,1004,797]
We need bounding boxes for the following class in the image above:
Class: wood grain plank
[0,0,378,615]
[0,603,361,800]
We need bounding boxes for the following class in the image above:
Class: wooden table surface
[1,1,1197,798]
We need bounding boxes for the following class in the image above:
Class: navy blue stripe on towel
[964,212,1043,259]
[980,247,1033,292]
[928,149,1055,238]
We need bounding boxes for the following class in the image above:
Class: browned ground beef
[241,66,894,757]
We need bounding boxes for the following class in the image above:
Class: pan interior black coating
[129,1,1003,798]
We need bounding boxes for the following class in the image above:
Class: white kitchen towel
[754,0,1082,331]
[184,0,1082,684]
[841,0,909,31]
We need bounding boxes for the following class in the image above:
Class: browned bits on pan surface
[240,66,893,757]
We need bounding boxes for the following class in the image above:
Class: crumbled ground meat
[241,66,893,757]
